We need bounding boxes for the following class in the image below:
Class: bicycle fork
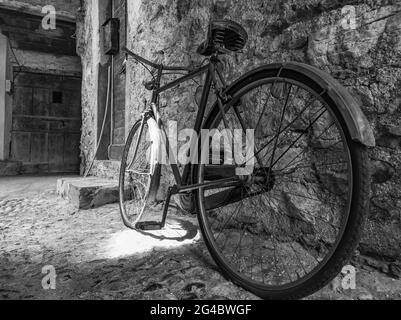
[135,104,177,231]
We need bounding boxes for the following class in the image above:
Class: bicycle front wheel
[194,65,370,299]
[119,119,161,229]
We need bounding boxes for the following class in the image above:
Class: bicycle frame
[123,47,237,195]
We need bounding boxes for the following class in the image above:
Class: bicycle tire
[119,119,161,229]
[194,64,371,300]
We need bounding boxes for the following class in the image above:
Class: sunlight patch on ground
[104,218,201,259]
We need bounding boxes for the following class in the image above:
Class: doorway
[10,71,82,174]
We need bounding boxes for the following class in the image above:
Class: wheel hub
[239,167,275,192]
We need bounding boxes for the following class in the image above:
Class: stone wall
[8,49,81,75]
[76,0,100,174]
[78,0,401,268]
[1,0,82,74]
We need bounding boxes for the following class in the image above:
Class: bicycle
[119,20,375,299]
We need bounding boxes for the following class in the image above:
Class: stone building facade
[77,0,401,272]
[0,0,82,174]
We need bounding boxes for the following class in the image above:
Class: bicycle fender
[208,62,375,148]
[283,62,375,148]
[146,116,166,202]
[146,117,167,170]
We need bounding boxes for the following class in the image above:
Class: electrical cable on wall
[9,45,23,80]
[84,65,112,178]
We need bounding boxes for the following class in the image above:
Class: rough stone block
[57,177,119,210]
[92,160,121,180]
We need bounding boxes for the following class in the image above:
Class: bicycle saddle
[197,20,248,56]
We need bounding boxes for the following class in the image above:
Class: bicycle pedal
[135,221,163,231]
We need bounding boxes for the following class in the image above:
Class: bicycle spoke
[275,161,348,176]
[270,109,328,170]
[254,86,272,134]
[243,184,294,283]
[266,192,341,231]
[249,92,324,164]
[275,122,337,173]
[120,120,159,226]
[198,75,356,294]
[268,84,293,170]
[261,191,310,277]
[214,199,244,242]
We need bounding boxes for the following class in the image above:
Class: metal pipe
[109,0,115,149]
[125,0,128,48]
[110,55,114,147]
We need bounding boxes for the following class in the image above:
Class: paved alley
[0,176,400,300]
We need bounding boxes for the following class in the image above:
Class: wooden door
[10,72,82,174]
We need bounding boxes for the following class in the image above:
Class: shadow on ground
[0,176,400,300]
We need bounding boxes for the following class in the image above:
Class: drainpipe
[110,0,115,149]
[110,56,114,148]
[109,0,128,155]
[0,33,8,161]
[124,0,128,50]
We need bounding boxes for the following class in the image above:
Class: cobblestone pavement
[0,177,400,300]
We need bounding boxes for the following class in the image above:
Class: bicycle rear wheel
[194,66,370,299]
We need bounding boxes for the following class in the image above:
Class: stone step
[57,177,119,210]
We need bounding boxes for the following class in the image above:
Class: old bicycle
[119,20,374,299]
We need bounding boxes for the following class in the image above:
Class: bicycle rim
[196,76,356,296]
[119,120,155,228]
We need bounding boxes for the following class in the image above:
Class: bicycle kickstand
[135,186,177,231]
